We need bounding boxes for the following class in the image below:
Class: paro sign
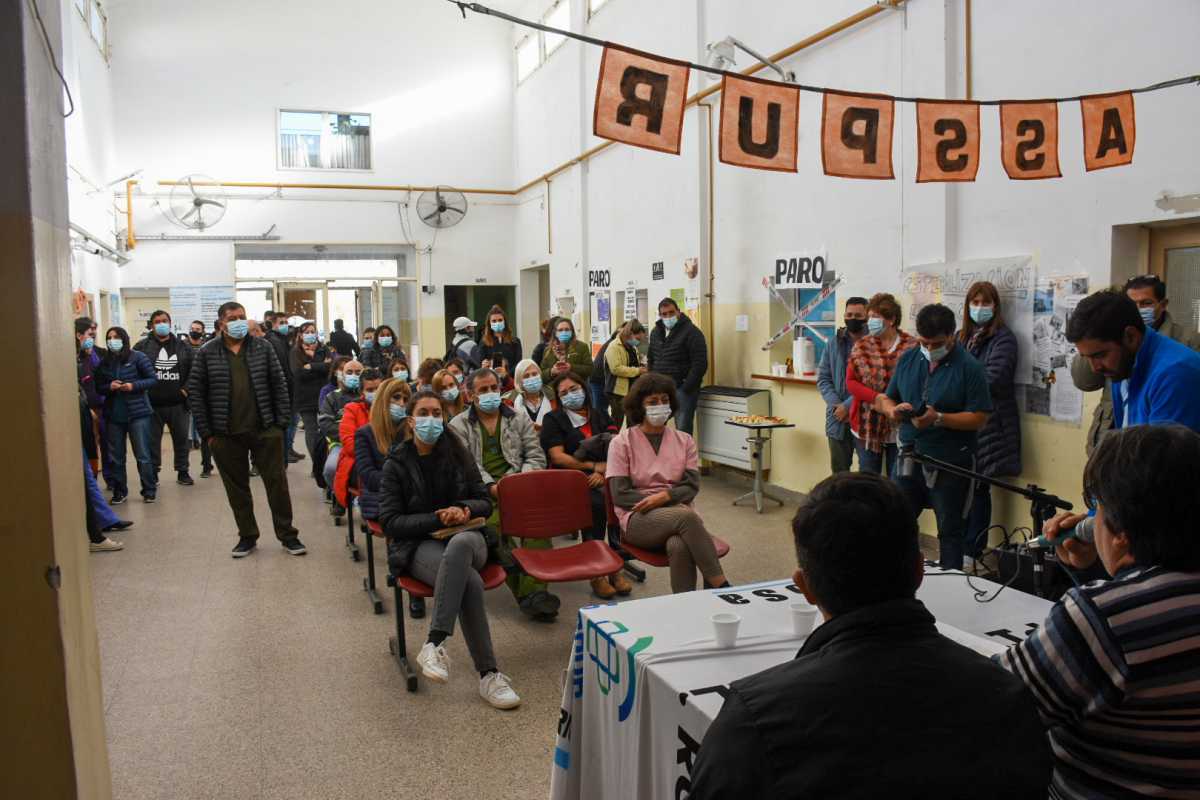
[773,250,828,289]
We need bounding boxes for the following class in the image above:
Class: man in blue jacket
[816,296,868,473]
[1067,289,1200,432]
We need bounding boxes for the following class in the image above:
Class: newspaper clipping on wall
[1026,274,1089,423]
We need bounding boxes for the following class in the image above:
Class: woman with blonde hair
[353,378,412,523]
[432,367,467,418]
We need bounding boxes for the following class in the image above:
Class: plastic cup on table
[711,612,741,649]
[790,601,820,637]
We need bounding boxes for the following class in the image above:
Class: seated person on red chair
[377,389,520,710]
[332,368,383,515]
[606,373,729,594]
[690,471,1052,799]
[539,371,628,600]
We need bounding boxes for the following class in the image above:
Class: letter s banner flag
[594,45,691,155]
[821,91,895,179]
[719,73,800,172]
[916,100,981,182]
[999,101,1062,180]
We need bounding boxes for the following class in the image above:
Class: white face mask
[644,405,672,426]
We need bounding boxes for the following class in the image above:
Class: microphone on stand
[1026,516,1096,551]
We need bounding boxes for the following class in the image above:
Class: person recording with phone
[998,424,1200,799]
[873,304,992,570]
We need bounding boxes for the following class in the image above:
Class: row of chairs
[342,469,729,693]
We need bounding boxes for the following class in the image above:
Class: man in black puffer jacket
[647,298,708,434]
[188,302,305,558]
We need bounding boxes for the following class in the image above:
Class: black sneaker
[142,493,156,504]
[409,597,426,618]
[231,538,257,558]
[102,520,134,532]
[200,467,213,478]
[281,537,307,556]
[110,491,127,506]
[287,450,306,463]
[519,590,561,622]
[177,472,194,486]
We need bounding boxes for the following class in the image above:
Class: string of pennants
[452,1,1199,181]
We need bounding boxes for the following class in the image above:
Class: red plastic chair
[497,470,624,583]
[604,478,730,569]
[367,520,508,692]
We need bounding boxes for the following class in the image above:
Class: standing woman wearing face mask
[361,324,404,371]
[539,318,593,384]
[431,367,466,418]
[504,358,555,430]
[845,293,916,477]
[95,326,159,504]
[608,373,729,594]
[958,281,1020,569]
[478,305,523,386]
[290,321,331,477]
[378,389,521,709]
[540,372,627,599]
[604,319,648,428]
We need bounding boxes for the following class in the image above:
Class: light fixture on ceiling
[704,36,795,83]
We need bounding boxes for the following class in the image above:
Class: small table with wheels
[723,419,795,513]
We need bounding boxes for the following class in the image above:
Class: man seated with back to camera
[874,303,993,570]
[997,424,1200,799]
[689,471,1052,799]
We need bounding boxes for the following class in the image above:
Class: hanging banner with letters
[718,74,800,172]
[1080,91,1136,171]
[593,45,691,155]
[821,91,895,180]
[916,100,981,182]
[999,101,1061,180]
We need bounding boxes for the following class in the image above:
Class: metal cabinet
[697,386,772,471]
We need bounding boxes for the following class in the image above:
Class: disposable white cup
[711,612,741,649]
[790,602,820,637]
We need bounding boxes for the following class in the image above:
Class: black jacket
[965,325,1021,477]
[353,424,393,520]
[187,335,291,438]
[539,405,615,458]
[360,344,406,371]
[690,598,1052,799]
[648,313,707,394]
[290,346,330,413]
[377,437,492,571]
[265,330,293,392]
[328,328,359,359]
[134,334,193,406]
[478,337,523,372]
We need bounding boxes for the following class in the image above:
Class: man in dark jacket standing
[189,302,305,558]
[328,318,359,359]
[816,297,868,473]
[135,309,195,486]
[264,311,303,463]
[647,298,707,434]
[690,472,1052,799]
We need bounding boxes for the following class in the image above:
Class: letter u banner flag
[916,101,981,182]
[719,74,800,172]
[821,91,895,179]
[594,45,691,155]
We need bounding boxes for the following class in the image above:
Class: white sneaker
[479,671,521,710]
[417,642,450,683]
[962,556,977,574]
[89,537,124,553]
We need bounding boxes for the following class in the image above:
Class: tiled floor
[90,451,803,799]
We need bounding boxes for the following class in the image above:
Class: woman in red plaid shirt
[846,293,916,476]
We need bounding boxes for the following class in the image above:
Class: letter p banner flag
[719,74,799,172]
[1080,91,1135,171]
[594,45,691,155]
[821,91,895,179]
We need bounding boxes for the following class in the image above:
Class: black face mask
[845,318,867,334]
[189,331,203,339]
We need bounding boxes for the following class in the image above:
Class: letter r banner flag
[821,91,895,179]
[1080,91,1135,171]
[593,44,691,155]
[718,74,800,172]
[916,100,981,182]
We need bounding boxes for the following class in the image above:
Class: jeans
[965,482,993,559]
[675,388,699,435]
[828,430,856,473]
[210,428,298,542]
[83,449,120,531]
[589,382,607,411]
[285,410,299,454]
[895,468,974,570]
[323,446,341,491]
[149,403,191,474]
[855,439,897,477]
[106,415,157,497]
[84,454,103,544]
[408,532,498,674]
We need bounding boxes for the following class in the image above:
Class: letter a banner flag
[916,100,981,182]
[999,101,1062,180]
[1080,91,1136,171]
[821,91,895,179]
[594,45,691,155]
[718,74,800,172]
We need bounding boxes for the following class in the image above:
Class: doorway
[519,264,550,347]
[1150,220,1200,334]
[443,284,517,352]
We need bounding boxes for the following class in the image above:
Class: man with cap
[447,316,482,369]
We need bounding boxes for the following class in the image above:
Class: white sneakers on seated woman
[417,642,521,709]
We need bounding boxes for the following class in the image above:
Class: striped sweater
[997,566,1200,798]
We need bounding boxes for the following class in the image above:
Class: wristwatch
[934,411,945,427]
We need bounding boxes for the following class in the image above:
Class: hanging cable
[25,0,76,118]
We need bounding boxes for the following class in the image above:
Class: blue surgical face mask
[392,370,409,382]
[364,391,376,404]
[276,323,289,335]
[81,337,94,351]
[867,317,885,336]
[626,337,640,347]
[477,392,502,412]
[662,315,678,329]
[441,387,460,402]
[361,338,372,349]
[154,322,171,337]
[389,404,407,422]
[556,330,572,343]
[226,319,249,340]
[106,338,123,352]
[922,344,949,363]
[562,388,586,410]
[522,375,543,393]
[1139,307,1156,327]
[415,416,444,444]
[378,336,393,348]
[343,373,361,391]
[490,321,505,333]
[302,332,317,345]
[969,306,994,325]
[454,373,464,384]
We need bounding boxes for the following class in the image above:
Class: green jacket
[540,338,593,385]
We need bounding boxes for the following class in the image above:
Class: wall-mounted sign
[588,268,611,288]
[651,261,664,280]
[624,281,638,319]
[773,249,828,289]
